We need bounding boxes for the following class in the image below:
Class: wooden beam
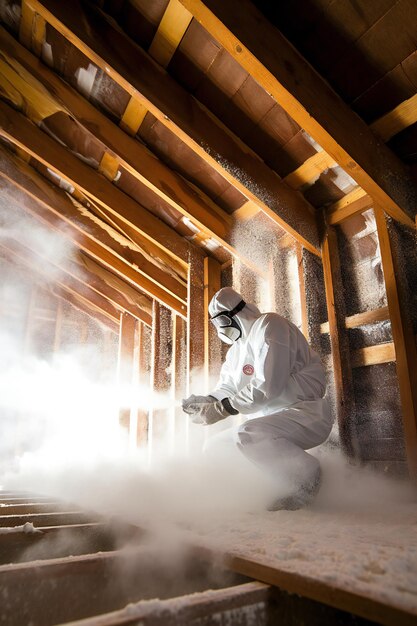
[179,0,417,228]
[326,187,374,225]
[63,582,270,626]
[203,256,221,389]
[30,0,321,254]
[351,343,396,368]
[371,92,417,142]
[172,313,187,450]
[322,227,358,458]
[0,28,235,255]
[188,252,205,376]
[0,99,191,269]
[374,207,417,478]
[284,151,336,190]
[148,0,193,68]
[321,306,390,334]
[135,321,149,448]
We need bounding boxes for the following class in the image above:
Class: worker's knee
[237,419,267,447]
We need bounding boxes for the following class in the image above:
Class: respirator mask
[210,299,245,344]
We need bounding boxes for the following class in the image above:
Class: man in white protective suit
[182,287,334,510]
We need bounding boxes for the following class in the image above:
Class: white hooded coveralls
[208,288,334,491]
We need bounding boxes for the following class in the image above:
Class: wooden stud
[135,321,149,448]
[117,312,137,433]
[322,227,358,458]
[172,313,187,451]
[296,244,309,340]
[19,0,35,49]
[148,0,193,68]
[203,256,221,390]
[119,97,148,136]
[374,206,417,477]
[188,253,205,376]
[179,0,417,227]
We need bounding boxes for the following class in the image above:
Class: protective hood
[209,287,261,343]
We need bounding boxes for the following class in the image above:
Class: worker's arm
[230,316,292,415]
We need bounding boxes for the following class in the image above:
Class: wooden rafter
[179,0,417,228]
[0,147,183,318]
[0,27,254,267]
[27,0,321,255]
[0,99,191,271]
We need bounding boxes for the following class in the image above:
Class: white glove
[191,399,229,425]
[182,394,216,415]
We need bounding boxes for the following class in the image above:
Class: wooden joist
[65,582,271,626]
[179,0,417,228]
[28,0,322,255]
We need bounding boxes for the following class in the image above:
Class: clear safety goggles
[210,299,246,329]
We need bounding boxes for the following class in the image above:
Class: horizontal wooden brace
[326,187,374,225]
[351,342,396,368]
[320,306,390,334]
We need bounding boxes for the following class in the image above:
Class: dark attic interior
[0,1,417,624]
